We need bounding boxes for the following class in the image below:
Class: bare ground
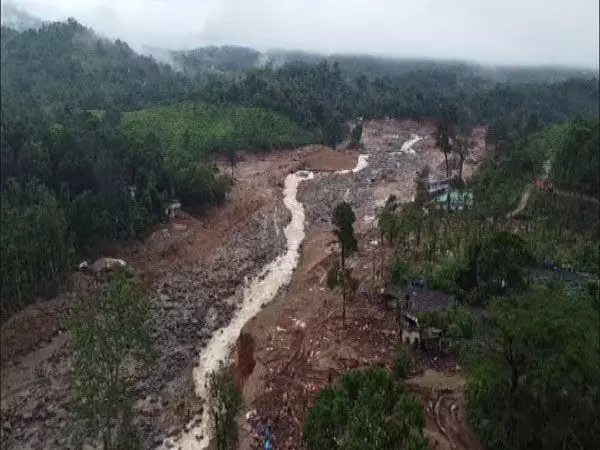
[1,119,487,450]
[235,120,487,450]
[0,146,358,449]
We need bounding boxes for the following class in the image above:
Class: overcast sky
[8,0,600,68]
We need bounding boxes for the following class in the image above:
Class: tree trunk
[380,229,384,280]
[444,151,450,178]
[341,244,346,327]
[342,283,346,327]
[459,153,465,182]
[372,246,375,282]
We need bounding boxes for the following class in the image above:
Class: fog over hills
[0,0,43,31]
[5,0,599,69]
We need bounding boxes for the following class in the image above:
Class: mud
[235,119,488,450]
[0,145,360,450]
[1,120,488,450]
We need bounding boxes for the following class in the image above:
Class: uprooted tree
[329,202,359,325]
[70,267,155,450]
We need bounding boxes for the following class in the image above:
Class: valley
[1,11,598,450]
[0,120,486,449]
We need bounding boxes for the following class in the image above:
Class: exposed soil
[235,120,487,450]
[1,119,488,450]
[0,146,358,450]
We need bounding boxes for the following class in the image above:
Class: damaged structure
[380,285,455,349]
[435,190,474,211]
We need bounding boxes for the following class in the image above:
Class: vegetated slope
[123,101,317,155]
[474,121,568,216]
[551,117,599,198]
[0,20,191,111]
[0,0,44,31]
[473,117,599,274]
[0,103,230,319]
[196,61,598,144]
[172,45,262,74]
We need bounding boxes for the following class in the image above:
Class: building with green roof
[435,190,474,211]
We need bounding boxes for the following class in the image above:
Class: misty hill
[141,41,594,86]
[172,45,262,74]
[168,45,595,85]
[267,51,595,84]
[0,0,43,32]
[2,16,597,125]
[1,19,192,111]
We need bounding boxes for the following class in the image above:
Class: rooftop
[383,285,455,314]
[436,190,474,204]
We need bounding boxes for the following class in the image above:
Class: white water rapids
[335,154,370,174]
[161,154,370,450]
[390,134,422,156]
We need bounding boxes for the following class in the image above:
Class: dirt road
[507,159,552,219]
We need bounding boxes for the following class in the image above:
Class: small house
[426,176,451,195]
[381,285,455,347]
[436,190,473,211]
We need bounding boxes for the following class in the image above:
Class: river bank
[0,146,358,450]
[234,119,487,450]
[0,120,488,449]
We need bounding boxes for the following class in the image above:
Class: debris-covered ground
[0,146,358,450]
[0,120,486,449]
[237,119,486,450]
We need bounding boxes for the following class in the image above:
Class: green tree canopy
[304,367,428,450]
[461,231,534,299]
[552,117,599,198]
[332,201,358,265]
[467,285,600,450]
[70,268,155,449]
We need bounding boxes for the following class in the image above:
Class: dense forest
[0,21,191,111]
[1,18,598,320]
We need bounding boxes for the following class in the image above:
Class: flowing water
[390,134,422,156]
[335,154,370,174]
[160,156,370,450]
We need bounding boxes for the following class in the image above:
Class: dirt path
[507,159,552,219]
[507,186,533,219]
[553,188,600,205]
[406,370,482,450]
[507,158,599,219]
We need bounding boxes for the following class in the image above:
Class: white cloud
[8,0,600,67]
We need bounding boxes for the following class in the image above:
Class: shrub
[395,345,415,379]
[304,367,428,450]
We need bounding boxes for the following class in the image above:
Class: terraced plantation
[123,101,317,155]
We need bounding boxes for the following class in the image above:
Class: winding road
[506,159,551,219]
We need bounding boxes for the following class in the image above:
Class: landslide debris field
[1,120,486,450]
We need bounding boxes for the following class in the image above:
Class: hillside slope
[0,20,191,111]
[123,101,317,155]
